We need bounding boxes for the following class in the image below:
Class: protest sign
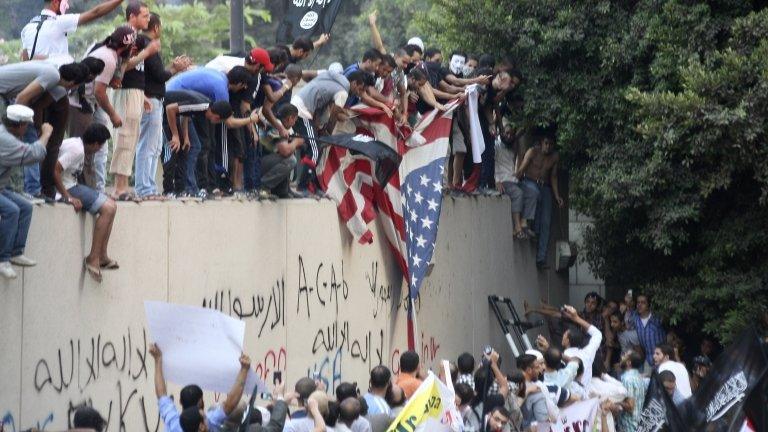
[144,301,265,395]
[386,373,462,432]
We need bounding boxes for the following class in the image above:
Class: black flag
[293,133,402,185]
[276,0,343,44]
[687,327,768,432]
[637,370,687,432]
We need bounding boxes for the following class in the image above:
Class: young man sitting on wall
[53,123,117,283]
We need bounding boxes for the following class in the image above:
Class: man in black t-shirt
[161,91,234,196]
[111,2,151,199]
[135,13,190,199]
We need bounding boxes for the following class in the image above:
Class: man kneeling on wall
[53,123,118,283]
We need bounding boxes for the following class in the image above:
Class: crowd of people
[0,0,564,281]
[51,290,718,432]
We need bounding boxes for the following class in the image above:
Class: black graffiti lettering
[139,395,161,432]
[315,262,326,307]
[117,380,138,432]
[297,256,312,317]
[131,329,148,381]
[34,359,53,392]
[102,341,118,369]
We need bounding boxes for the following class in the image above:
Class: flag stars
[412,254,423,268]
[433,182,442,193]
[427,199,439,212]
[414,191,424,204]
[419,174,430,186]
[416,235,427,248]
[410,209,418,222]
[421,215,434,230]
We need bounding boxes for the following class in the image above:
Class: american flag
[318,102,459,296]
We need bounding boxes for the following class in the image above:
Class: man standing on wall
[110,1,151,200]
[517,135,564,269]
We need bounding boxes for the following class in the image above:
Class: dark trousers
[191,114,213,191]
[161,118,188,194]
[244,143,262,191]
[31,96,69,197]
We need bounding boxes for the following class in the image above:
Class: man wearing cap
[205,48,274,194]
[76,26,152,191]
[0,105,52,279]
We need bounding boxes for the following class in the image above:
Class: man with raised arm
[561,304,603,389]
[149,343,251,432]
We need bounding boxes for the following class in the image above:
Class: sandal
[115,192,139,202]
[100,259,120,270]
[84,258,102,283]
[514,230,528,240]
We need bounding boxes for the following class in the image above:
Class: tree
[414,0,768,342]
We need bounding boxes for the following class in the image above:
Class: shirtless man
[517,136,564,269]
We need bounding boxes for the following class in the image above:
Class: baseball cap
[4,105,34,123]
[248,48,274,73]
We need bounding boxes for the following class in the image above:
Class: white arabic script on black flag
[276,0,343,44]
[687,327,768,431]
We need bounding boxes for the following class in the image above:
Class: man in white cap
[0,105,52,279]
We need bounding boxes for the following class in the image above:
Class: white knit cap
[407,37,425,51]
[5,105,34,123]
[526,349,544,361]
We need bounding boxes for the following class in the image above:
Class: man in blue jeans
[517,135,564,269]
[0,105,51,279]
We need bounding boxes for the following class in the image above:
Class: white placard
[144,301,265,395]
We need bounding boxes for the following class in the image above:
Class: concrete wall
[568,210,605,305]
[0,196,567,431]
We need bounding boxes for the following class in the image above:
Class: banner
[386,373,462,432]
[144,301,265,395]
[687,327,768,431]
[536,398,599,432]
[637,370,687,432]
[276,0,343,44]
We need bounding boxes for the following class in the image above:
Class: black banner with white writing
[276,0,343,44]
[686,327,768,431]
[637,370,687,432]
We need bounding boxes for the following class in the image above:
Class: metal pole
[230,0,245,54]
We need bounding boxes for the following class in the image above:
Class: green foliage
[415,0,768,342]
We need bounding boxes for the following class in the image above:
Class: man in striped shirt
[630,293,666,370]
[363,365,392,416]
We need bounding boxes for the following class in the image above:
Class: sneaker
[257,188,276,201]
[196,189,208,200]
[10,255,36,267]
[0,262,17,279]
[21,192,45,205]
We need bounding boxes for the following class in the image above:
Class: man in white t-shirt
[653,343,692,398]
[53,123,117,283]
[21,0,125,63]
[561,305,603,390]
